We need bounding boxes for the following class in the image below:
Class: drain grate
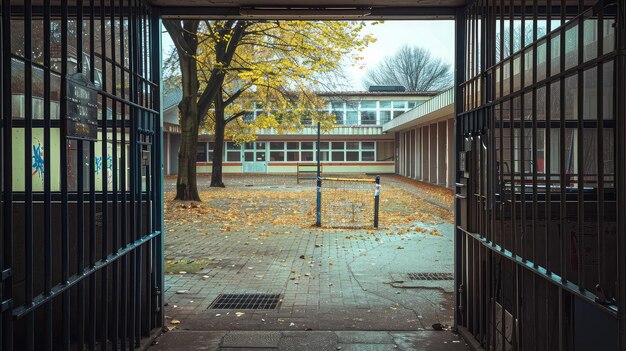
[208,293,281,310]
[407,273,454,281]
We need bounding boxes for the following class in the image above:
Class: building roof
[382,87,454,132]
[151,1,468,10]
[317,91,439,98]
[162,85,183,111]
[161,85,440,111]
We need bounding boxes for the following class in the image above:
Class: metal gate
[0,0,164,349]
[455,0,625,349]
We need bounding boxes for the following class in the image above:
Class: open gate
[0,0,164,349]
[455,0,626,349]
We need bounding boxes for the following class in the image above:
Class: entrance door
[243,142,268,173]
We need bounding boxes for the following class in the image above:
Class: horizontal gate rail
[12,231,161,319]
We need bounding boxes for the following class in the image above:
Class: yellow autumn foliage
[187,20,375,141]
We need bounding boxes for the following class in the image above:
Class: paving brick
[161,174,458,332]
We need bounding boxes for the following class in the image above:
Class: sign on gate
[66,73,98,141]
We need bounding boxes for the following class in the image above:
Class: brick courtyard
[152,174,468,350]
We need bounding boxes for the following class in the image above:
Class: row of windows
[249,100,423,126]
[197,141,395,163]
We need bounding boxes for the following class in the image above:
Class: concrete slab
[335,331,394,344]
[221,331,282,348]
[149,330,225,350]
[391,331,468,350]
[278,331,338,351]
[335,344,397,351]
[147,330,470,351]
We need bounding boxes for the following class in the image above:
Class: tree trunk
[175,101,201,201]
[175,45,202,201]
[211,89,226,187]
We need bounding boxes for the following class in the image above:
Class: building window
[287,151,299,161]
[270,142,285,161]
[362,151,375,161]
[346,103,359,125]
[380,110,392,124]
[207,142,214,161]
[301,142,314,161]
[197,142,208,162]
[346,151,359,161]
[262,141,391,163]
[225,142,241,162]
[332,151,345,161]
[360,111,377,125]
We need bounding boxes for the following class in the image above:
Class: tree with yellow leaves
[164,20,373,200]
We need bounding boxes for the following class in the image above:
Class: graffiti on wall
[95,154,114,188]
[32,140,45,178]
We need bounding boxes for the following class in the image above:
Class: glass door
[242,142,268,173]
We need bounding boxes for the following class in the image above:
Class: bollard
[374,175,380,228]
[316,176,322,227]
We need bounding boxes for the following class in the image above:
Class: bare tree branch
[362,45,452,92]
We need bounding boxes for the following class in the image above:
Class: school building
[164,86,455,188]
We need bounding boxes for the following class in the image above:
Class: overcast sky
[345,20,455,89]
[162,20,456,90]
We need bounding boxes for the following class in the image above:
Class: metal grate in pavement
[407,273,454,281]
[208,293,281,310]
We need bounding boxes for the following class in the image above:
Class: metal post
[316,121,321,226]
[151,5,165,331]
[454,6,467,332]
[616,0,626,348]
[374,175,380,228]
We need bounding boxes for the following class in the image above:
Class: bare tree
[362,45,452,92]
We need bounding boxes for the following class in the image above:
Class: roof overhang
[382,87,454,133]
[156,2,466,19]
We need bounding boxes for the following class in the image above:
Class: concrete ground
[150,174,468,350]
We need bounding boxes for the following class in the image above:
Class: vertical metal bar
[531,0,538,266]
[87,1,97,349]
[531,0,539,348]
[508,0,515,258]
[508,2,520,350]
[492,3,503,342]
[76,0,87,347]
[116,0,128,347]
[60,0,71,348]
[499,0,505,256]
[108,0,119,347]
[520,0,527,265]
[42,0,53,348]
[99,0,110,345]
[558,3,566,350]
[0,1,4,346]
[615,0,626,348]
[596,4,605,305]
[0,0,13,347]
[576,0,585,293]
[132,2,141,344]
[150,7,164,330]
[128,0,138,346]
[454,6,466,331]
[23,0,35,349]
[545,0,552,279]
